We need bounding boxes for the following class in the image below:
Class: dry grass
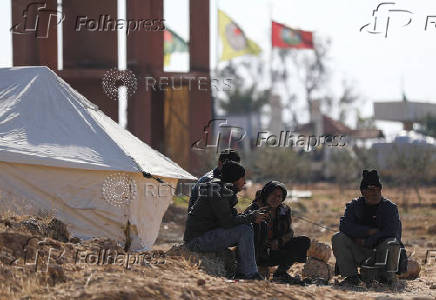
[0,185,435,299]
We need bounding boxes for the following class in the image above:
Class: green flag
[164,28,189,66]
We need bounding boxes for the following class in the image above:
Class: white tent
[0,66,195,250]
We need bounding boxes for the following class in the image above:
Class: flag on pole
[272,21,313,49]
[164,28,189,66]
[218,10,261,61]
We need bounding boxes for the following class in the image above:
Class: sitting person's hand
[281,232,293,244]
[353,238,366,247]
[270,239,279,250]
[367,228,379,236]
[265,239,279,251]
[253,209,270,223]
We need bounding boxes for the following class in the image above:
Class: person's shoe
[233,272,264,281]
[338,275,361,287]
[272,271,306,286]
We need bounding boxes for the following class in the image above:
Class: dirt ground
[0,184,435,299]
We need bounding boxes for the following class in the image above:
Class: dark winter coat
[183,178,254,242]
[339,196,402,248]
[244,201,293,262]
[187,168,220,213]
[339,196,407,273]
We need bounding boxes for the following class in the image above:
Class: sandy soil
[0,185,435,299]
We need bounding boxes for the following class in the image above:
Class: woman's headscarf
[259,181,287,205]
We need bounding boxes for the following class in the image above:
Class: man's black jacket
[183,178,254,242]
[339,196,402,248]
[187,167,220,213]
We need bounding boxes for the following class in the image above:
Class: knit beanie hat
[360,169,382,190]
[221,161,245,183]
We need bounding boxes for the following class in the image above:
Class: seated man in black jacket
[332,170,407,286]
[187,149,240,213]
[184,161,268,280]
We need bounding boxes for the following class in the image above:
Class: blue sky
[2,0,436,139]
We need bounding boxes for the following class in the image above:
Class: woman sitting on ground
[245,181,311,284]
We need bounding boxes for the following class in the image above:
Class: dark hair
[260,181,287,205]
[218,149,240,164]
[255,190,262,201]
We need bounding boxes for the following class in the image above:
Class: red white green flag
[272,21,313,49]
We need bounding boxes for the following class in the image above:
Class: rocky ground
[0,184,435,299]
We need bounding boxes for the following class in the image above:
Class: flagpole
[269,0,273,96]
[213,0,220,120]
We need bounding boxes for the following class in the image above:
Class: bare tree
[387,144,434,205]
[416,115,436,138]
[217,62,270,116]
[337,80,360,124]
[328,148,360,193]
[251,148,311,184]
[280,37,331,122]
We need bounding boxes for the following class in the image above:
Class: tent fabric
[0,66,195,180]
[0,162,177,250]
[0,66,195,250]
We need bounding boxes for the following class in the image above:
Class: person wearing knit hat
[187,149,241,213]
[221,161,245,182]
[244,181,311,285]
[184,161,269,280]
[332,169,407,287]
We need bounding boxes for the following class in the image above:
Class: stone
[307,240,331,263]
[302,257,332,281]
[427,224,436,235]
[398,259,421,280]
[166,244,237,278]
[46,264,66,286]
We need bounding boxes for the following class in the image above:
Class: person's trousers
[185,224,258,276]
[332,232,401,278]
[258,236,311,273]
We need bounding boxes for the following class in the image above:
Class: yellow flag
[164,54,171,67]
[218,10,261,61]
